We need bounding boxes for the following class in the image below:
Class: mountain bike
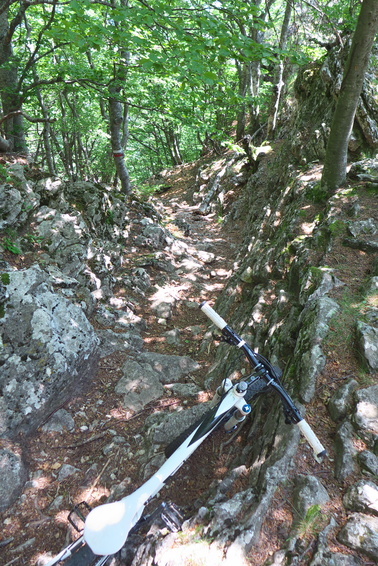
[44,301,326,566]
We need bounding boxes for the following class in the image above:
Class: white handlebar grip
[297,419,326,461]
[200,302,228,330]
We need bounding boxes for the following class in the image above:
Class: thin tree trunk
[108,0,130,195]
[35,85,56,175]
[267,0,293,138]
[0,4,28,152]
[109,91,131,194]
[236,61,249,140]
[58,90,74,179]
[321,0,378,194]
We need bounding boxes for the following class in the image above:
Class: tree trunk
[0,5,27,152]
[247,0,275,136]
[162,122,183,165]
[107,0,131,195]
[321,0,378,194]
[35,84,56,175]
[267,0,293,138]
[109,91,131,194]
[236,61,249,141]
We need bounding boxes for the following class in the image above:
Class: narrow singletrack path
[2,159,244,566]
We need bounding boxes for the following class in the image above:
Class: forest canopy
[0,1,371,190]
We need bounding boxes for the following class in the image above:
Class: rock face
[0,264,99,437]
[328,379,358,422]
[356,321,378,370]
[343,480,378,516]
[338,513,378,560]
[0,443,27,512]
[292,475,330,519]
[290,42,378,163]
[115,352,200,411]
[354,385,378,447]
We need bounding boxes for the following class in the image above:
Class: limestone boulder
[0,264,99,437]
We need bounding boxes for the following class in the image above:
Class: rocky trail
[0,157,247,566]
[1,151,378,566]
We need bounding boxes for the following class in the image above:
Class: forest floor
[1,154,377,566]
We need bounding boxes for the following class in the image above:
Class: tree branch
[0,110,56,126]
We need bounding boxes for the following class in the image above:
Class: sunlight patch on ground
[300,221,316,235]
[158,535,250,566]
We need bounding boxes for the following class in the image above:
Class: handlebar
[200,301,228,329]
[199,301,326,461]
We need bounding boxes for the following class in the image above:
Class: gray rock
[343,480,378,515]
[310,517,362,566]
[94,302,145,333]
[328,379,358,422]
[298,344,326,403]
[294,297,339,403]
[115,359,165,412]
[208,488,256,538]
[302,268,344,304]
[348,218,378,237]
[265,550,287,566]
[137,352,200,384]
[349,158,378,179]
[0,170,40,230]
[365,306,378,326]
[311,549,362,565]
[364,276,378,295]
[96,328,144,357]
[152,300,174,320]
[142,224,169,248]
[35,207,90,279]
[343,236,378,253]
[292,475,330,519]
[0,265,99,437]
[42,409,75,433]
[131,267,152,294]
[163,328,181,345]
[187,325,202,336]
[354,385,378,447]
[152,403,210,445]
[166,383,202,397]
[334,421,358,480]
[0,445,28,511]
[115,352,200,411]
[32,185,128,302]
[193,249,215,264]
[208,466,249,505]
[357,450,378,476]
[58,464,81,481]
[337,513,378,560]
[356,321,378,370]
[173,409,300,561]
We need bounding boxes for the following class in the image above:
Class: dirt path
[1,162,243,566]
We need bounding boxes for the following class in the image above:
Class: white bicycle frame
[83,381,248,556]
[45,301,326,564]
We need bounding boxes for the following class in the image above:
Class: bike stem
[219,323,303,424]
[199,302,326,460]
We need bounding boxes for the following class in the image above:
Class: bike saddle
[84,490,145,556]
